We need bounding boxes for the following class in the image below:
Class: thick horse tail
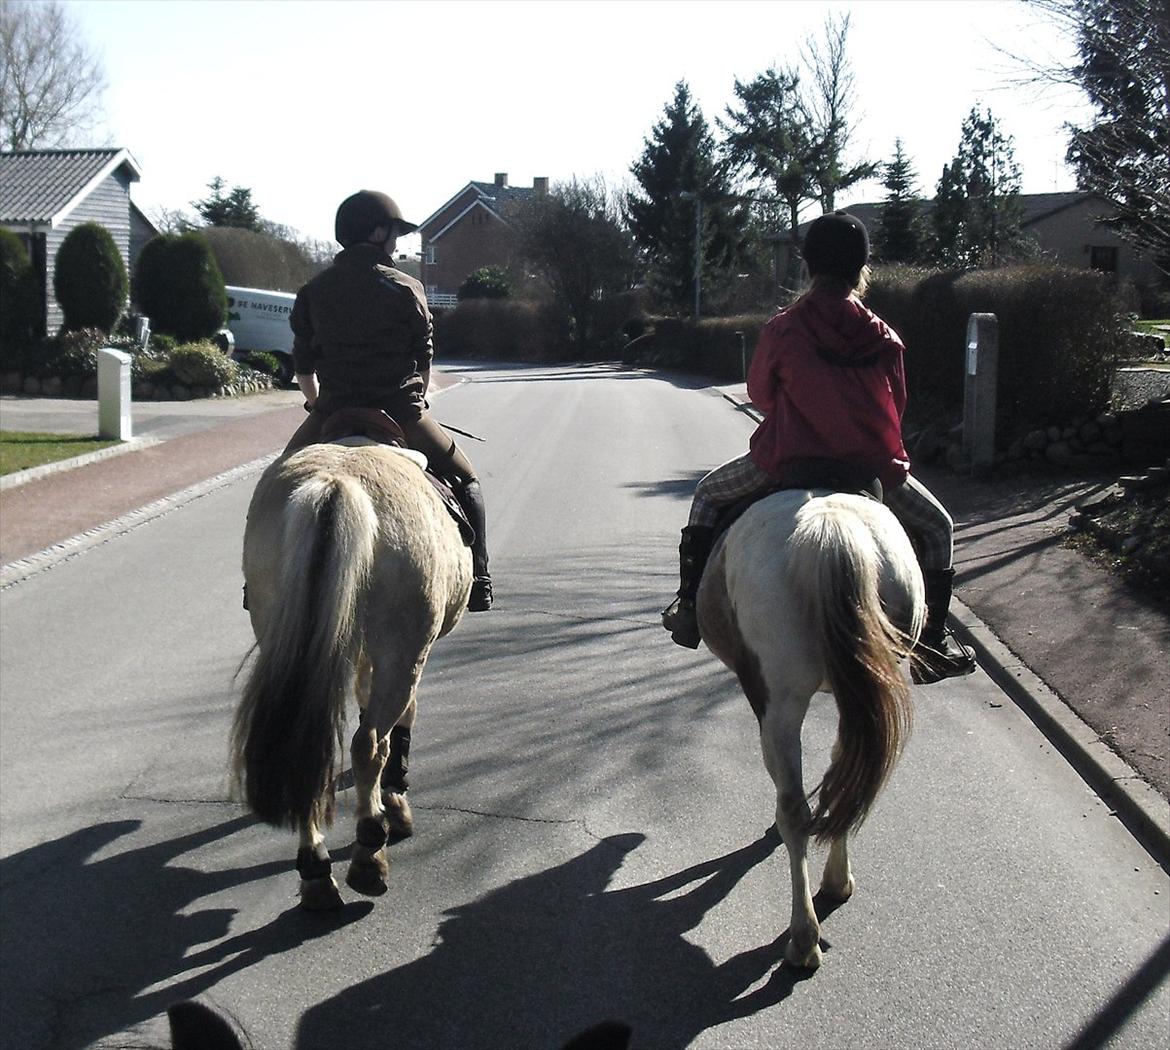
[799,505,913,842]
[231,473,377,829]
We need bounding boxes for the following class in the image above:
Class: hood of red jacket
[791,291,903,364]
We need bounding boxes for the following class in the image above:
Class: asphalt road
[1,362,1167,1049]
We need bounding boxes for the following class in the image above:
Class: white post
[98,347,133,440]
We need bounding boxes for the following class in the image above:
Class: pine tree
[873,139,922,263]
[931,107,1026,268]
[193,177,261,231]
[626,81,746,312]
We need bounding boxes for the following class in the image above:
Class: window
[1089,245,1118,272]
[424,244,436,265]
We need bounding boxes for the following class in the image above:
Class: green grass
[0,431,122,475]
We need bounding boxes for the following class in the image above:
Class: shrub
[148,331,179,357]
[632,314,769,380]
[169,340,239,388]
[135,233,228,342]
[30,327,141,381]
[434,299,570,360]
[458,266,512,300]
[53,222,128,333]
[867,263,1128,441]
[0,229,40,358]
[201,225,320,292]
[241,350,282,377]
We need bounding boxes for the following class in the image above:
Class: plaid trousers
[688,453,954,570]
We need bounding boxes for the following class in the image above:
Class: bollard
[736,331,746,381]
[962,313,998,473]
[98,347,133,440]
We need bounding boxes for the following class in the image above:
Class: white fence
[426,292,459,309]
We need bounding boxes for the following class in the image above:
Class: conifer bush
[0,229,40,358]
[135,233,228,342]
[53,222,128,333]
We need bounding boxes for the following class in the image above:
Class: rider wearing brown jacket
[284,190,492,612]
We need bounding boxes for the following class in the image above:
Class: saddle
[316,407,475,547]
[712,458,885,546]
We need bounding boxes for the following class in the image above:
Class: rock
[1076,486,1123,513]
[41,375,62,396]
[1047,426,1063,442]
[172,384,191,401]
[1079,420,1102,444]
[63,375,82,397]
[0,371,22,393]
[1045,441,1073,466]
[80,378,97,398]
[1121,535,1145,554]
[22,376,40,395]
[1023,429,1048,451]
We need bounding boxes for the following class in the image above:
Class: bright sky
[71,0,1090,255]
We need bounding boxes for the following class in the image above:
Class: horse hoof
[820,876,855,903]
[382,791,414,838]
[346,852,389,897]
[299,875,344,911]
[784,936,823,970]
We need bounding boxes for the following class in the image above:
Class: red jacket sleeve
[747,322,781,416]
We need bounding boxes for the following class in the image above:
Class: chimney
[533,176,548,197]
[494,172,508,188]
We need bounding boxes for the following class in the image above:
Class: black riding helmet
[802,211,869,280]
[335,190,419,247]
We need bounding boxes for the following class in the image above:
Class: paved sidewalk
[2,375,1167,866]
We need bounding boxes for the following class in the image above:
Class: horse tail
[231,472,377,829]
[800,506,913,843]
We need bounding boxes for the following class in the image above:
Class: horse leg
[819,740,856,902]
[760,697,822,969]
[296,816,343,911]
[345,721,392,896]
[381,696,416,838]
[346,657,425,896]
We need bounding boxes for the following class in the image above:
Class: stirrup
[662,597,701,650]
[468,576,493,612]
[911,629,976,685]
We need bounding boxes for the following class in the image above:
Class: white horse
[697,488,925,969]
[231,441,471,909]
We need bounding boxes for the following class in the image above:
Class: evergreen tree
[931,107,1026,268]
[193,176,261,231]
[626,81,746,313]
[719,65,815,289]
[1062,0,1168,266]
[873,139,923,263]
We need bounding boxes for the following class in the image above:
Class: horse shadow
[294,827,823,1050]
[0,817,371,1050]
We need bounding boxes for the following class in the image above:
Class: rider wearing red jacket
[663,211,976,684]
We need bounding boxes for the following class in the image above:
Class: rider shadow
[295,826,822,1050]
[0,816,369,1050]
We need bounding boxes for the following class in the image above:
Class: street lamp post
[680,191,701,321]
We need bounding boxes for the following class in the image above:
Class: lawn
[0,431,122,475]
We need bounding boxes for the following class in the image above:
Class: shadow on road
[0,816,371,1050]
[294,827,822,1050]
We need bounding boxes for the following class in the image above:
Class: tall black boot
[661,525,715,649]
[453,478,492,611]
[912,567,977,684]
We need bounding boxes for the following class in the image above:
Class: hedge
[434,299,571,360]
[53,222,128,333]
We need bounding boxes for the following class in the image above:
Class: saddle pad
[333,436,429,471]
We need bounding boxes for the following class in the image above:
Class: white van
[224,286,297,384]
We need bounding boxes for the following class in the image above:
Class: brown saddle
[315,407,475,547]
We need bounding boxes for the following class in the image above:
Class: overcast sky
[71,0,1091,254]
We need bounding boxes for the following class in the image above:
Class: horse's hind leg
[760,695,822,970]
[819,740,855,902]
[381,696,416,838]
[297,816,343,911]
[346,656,426,897]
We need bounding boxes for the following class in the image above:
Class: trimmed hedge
[53,222,128,333]
[625,314,769,381]
[434,299,571,360]
[867,264,1127,441]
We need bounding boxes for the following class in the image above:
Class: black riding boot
[453,478,492,611]
[912,568,977,684]
[661,525,715,649]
